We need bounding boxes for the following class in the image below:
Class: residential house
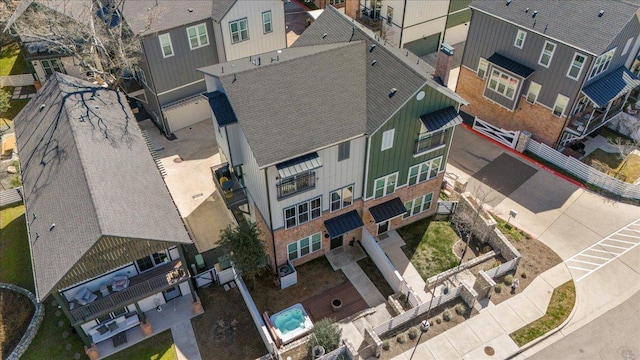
[456,0,640,147]
[307,0,358,19]
[14,73,198,359]
[120,0,286,136]
[199,7,466,278]
[356,0,472,56]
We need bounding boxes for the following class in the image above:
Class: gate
[472,117,520,148]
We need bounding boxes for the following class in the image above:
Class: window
[514,30,526,49]
[477,58,488,79]
[41,59,65,77]
[415,128,446,155]
[381,129,395,151]
[262,11,272,34]
[567,53,586,80]
[553,94,569,117]
[538,41,556,67]
[330,0,345,4]
[374,173,397,199]
[283,197,322,229]
[408,157,442,186]
[590,48,616,79]
[96,307,129,324]
[158,33,174,57]
[338,141,350,161]
[526,82,541,104]
[277,171,316,198]
[330,185,354,212]
[187,23,209,50]
[404,193,434,218]
[229,18,249,44]
[288,233,322,261]
[136,251,168,272]
[387,6,393,25]
[622,37,634,56]
[487,69,519,100]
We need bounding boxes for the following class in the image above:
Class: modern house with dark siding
[199,7,466,279]
[121,0,286,136]
[457,0,640,147]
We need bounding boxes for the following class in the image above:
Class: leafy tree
[219,221,267,288]
[308,318,342,356]
[0,90,10,115]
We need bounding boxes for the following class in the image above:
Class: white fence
[526,139,640,200]
[193,269,215,288]
[485,258,519,279]
[0,74,34,87]
[473,117,520,148]
[217,266,236,284]
[436,200,457,215]
[361,230,403,292]
[373,286,462,336]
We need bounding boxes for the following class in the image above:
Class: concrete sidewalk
[171,319,202,360]
[378,231,430,302]
[394,263,572,360]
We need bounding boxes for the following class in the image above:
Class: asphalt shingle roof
[470,0,640,55]
[14,73,191,300]
[121,0,216,35]
[211,0,237,22]
[582,66,640,108]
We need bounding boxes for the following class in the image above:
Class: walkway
[171,320,202,360]
[378,231,430,302]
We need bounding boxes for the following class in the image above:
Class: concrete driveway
[447,125,640,357]
[138,119,236,252]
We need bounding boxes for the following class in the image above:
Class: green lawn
[584,149,640,183]
[397,218,460,280]
[510,281,576,346]
[0,42,30,76]
[493,216,531,243]
[0,205,34,291]
[1,98,30,132]
[105,330,176,360]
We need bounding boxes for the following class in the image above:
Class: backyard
[0,42,30,76]
[583,148,640,183]
[105,331,176,360]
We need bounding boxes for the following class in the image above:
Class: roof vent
[525,7,529,13]
[94,105,100,110]
[598,10,605,17]
[369,44,376,52]
[371,60,377,66]
[506,0,511,5]
[49,223,55,231]
[322,33,328,39]
[389,88,397,98]
[188,8,193,12]
[39,104,46,112]
[532,10,538,18]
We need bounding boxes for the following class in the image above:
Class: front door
[377,221,389,235]
[330,235,343,250]
[163,285,181,302]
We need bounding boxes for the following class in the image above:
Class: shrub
[382,340,390,351]
[521,272,527,279]
[495,284,503,293]
[398,293,407,304]
[308,318,342,355]
[435,317,442,324]
[442,310,452,322]
[455,303,467,315]
[396,334,406,344]
[408,327,418,340]
[504,275,514,286]
[481,245,492,253]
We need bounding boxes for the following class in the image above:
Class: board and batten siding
[142,20,219,95]
[234,129,269,225]
[220,0,286,62]
[266,137,367,230]
[365,84,459,199]
[463,11,589,109]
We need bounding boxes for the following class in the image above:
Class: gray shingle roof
[582,66,640,107]
[470,0,640,55]
[121,0,215,35]
[211,0,237,22]
[202,42,368,168]
[14,73,191,300]
[292,7,466,135]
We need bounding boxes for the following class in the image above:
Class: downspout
[224,127,234,166]
[177,245,198,302]
[140,40,167,136]
[52,292,91,346]
[264,170,278,273]
[399,0,407,47]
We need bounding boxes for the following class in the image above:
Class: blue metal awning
[324,210,364,238]
[205,91,238,126]
[582,66,640,108]
[369,197,407,223]
[487,53,534,78]
[420,106,463,132]
[276,153,322,178]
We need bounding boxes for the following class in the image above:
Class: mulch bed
[0,289,35,358]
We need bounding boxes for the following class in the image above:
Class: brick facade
[456,67,567,146]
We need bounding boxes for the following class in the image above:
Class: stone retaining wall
[1,283,44,360]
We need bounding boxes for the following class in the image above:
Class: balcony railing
[68,260,188,324]
[211,163,248,209]
[277,171,316,199]
[567,102,625,136]
[356,11,382,32]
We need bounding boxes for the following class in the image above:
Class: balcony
[211,163,248,209]
[68,260,189,324]
[277,171,316,199]
[567,102,625,136]
[356,11,382,33]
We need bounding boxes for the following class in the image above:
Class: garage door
[403,33,441,57]
[163,97,211,133]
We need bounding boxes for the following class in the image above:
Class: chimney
[434,43,455,87]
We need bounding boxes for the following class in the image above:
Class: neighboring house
[120,0,286,136]
[13,73,198,359]
[456,0,640,147]
[199,7,466,277]
[356,0,471,56]
[308,0,358,19]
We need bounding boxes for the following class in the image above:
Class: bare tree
[608,136,639,181]
[2,0,161,89]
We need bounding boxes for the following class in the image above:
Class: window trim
[487,68,520,100]
[288,233,322,261]
[262,11,272,34]
[229,18,249,44]
[514,30,526,49]
[386,6,393,25]
[552,94,570,117]
[403,192,434,219]
[538,40,556,68]
[283,196,322,229]
[415,128,446,156]
[158,33,174,58]
[589,48,616,79]
[330,184,354,212]
[381,129,395,151]
[477,58,488,79]
[186,23,209,50]
[622,37,634,56]
[407,156,443,187]
[525,82,541,104]
[136,251,169,273]
[373,172,398,199]
[566,52,586,80]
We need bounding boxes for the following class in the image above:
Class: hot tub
[269,303,313,344]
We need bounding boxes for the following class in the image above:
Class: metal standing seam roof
[276,153,322,178]
[470,0,640,55]
[205,91,238,126]
[487,53,535,78]
[368,197,407,223]
[582,66,640,108]
[324,210,365,238]
[420,106,464,132]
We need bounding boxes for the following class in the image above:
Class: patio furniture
[74,287,98,305]
[195,254,205,270]
[99,284,109,297]
[111,275,130,292]
[112,332,127,347]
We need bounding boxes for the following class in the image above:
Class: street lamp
[409,320,430,360]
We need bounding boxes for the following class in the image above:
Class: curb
[459,123,586,189]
